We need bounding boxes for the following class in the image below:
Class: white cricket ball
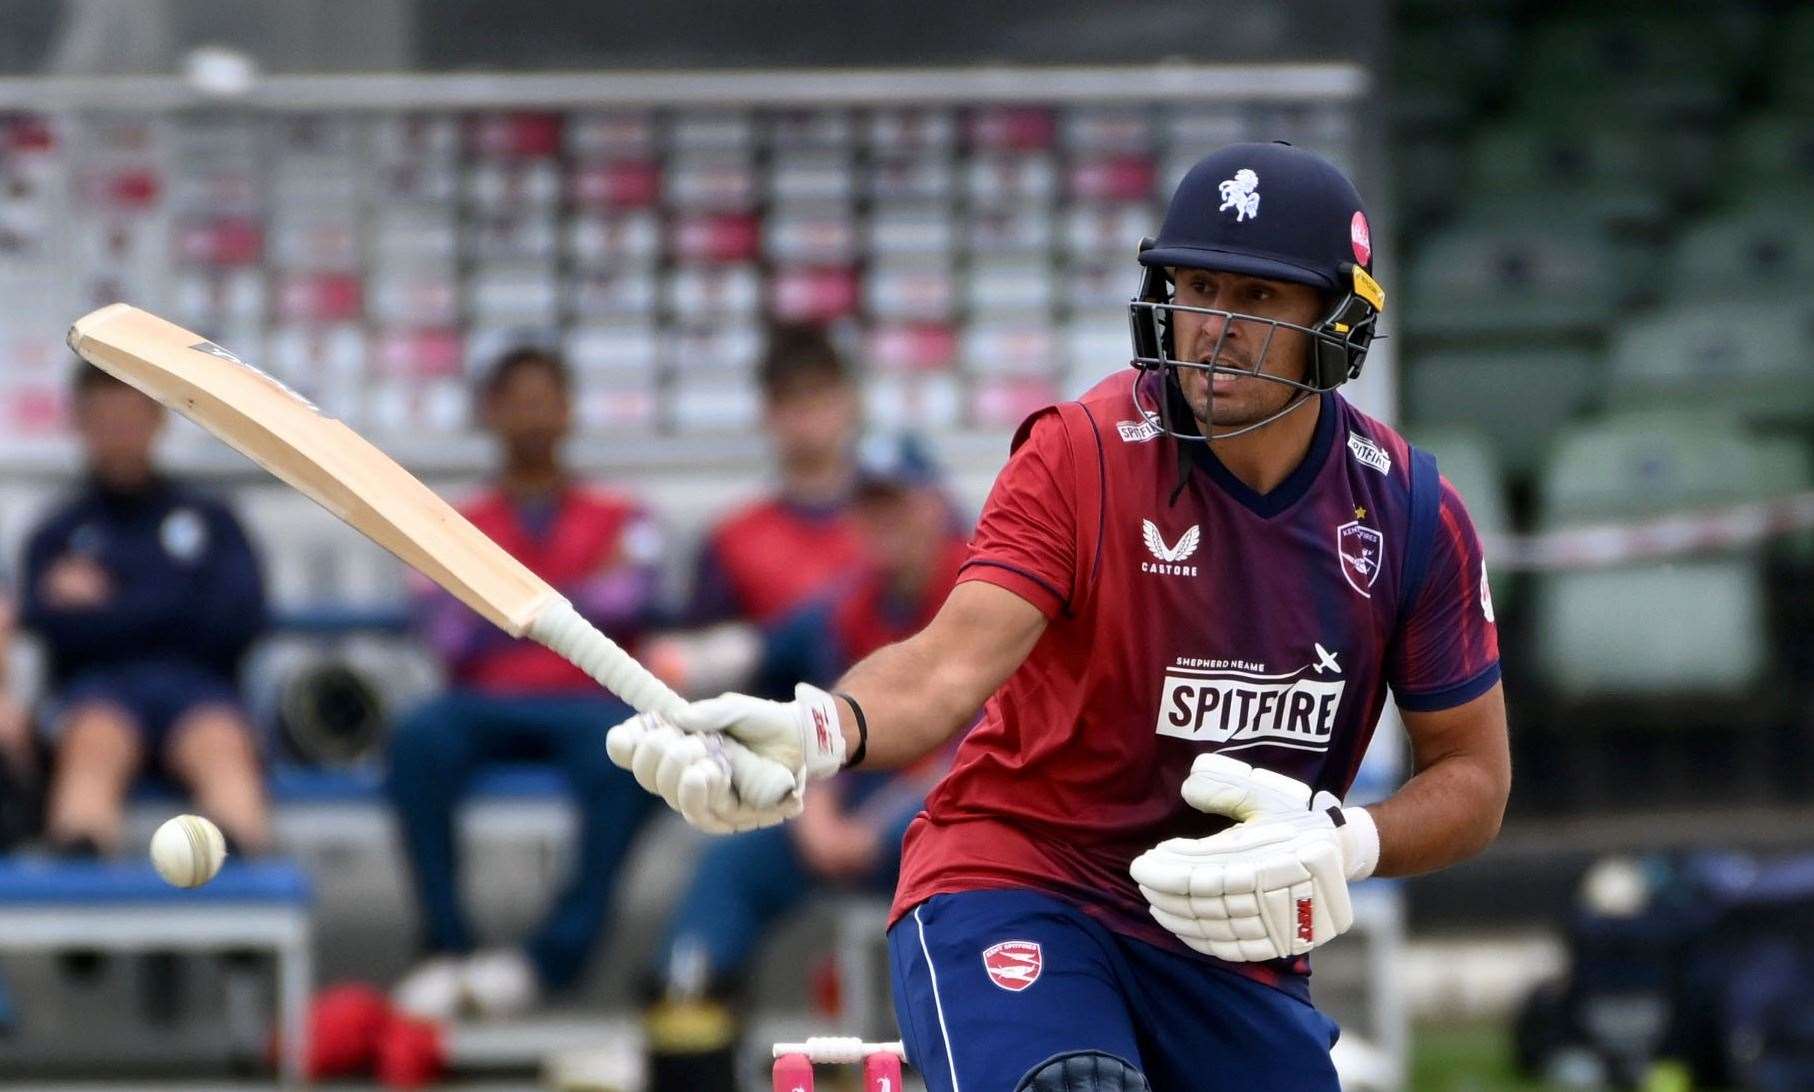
[150,814,228,888]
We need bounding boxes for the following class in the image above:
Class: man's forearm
[831,634,981,769]
[1364,755,1508,878]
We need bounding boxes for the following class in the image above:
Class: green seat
[1393,132,1467,224]
[1405,348,1602,478]
[1531,414,1809,699]
[1607,301,1814,426]
[1778,6,1814,106]
[1392,17,1519,128]
[1728,116,1814,194]
[1670,208,1814,294]
[1519,14,1741,120]
[1404,217,1637,342]
[1464,121,1668,228]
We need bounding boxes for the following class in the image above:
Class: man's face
[763,379,861,469]
[1167,268,1326,435]
[483,364,571,465]
[76,384,163,489]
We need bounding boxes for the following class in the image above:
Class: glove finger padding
[1180,753,1314,820]
[604,713,648,770]
[719,733,800,810]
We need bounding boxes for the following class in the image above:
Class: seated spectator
[685,323,868,628]
[20,365,269,859]
[0,596,36,1036]
[641,434,969,1090]
[387,347,665,1021]
[0,597,40,848]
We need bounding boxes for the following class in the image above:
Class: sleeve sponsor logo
[1345,431,1392,474]
[1480,557,1496,623]
[1155,655,1346,752]
[1117,418,1162,443]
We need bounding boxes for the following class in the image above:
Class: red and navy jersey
[687,497,866,626]
[414,485,664,695]
[891,370,1500,997]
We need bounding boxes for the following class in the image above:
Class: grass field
[1413,1020,1564,1092]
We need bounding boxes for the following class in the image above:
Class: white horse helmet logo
[1217,168,1261,221]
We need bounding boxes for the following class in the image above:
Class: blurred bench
[0,858,313,1088]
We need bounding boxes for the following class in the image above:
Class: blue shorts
[888,889,1341,1092]
[48,660,246,752]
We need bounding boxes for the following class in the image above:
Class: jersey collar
[1186,391,1338,518]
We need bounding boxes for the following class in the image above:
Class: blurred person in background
[21,365,270,861]
[682,323,867,629]
[641,434,968,1090]
[387,346,665,1021]
[0,596,38,1035]
[0,598,40,847]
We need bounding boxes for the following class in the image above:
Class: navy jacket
[20,477,267,687]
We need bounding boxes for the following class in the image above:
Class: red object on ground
[865,1051,905,1092]
[773,1052,816,1092]
[808,953,843,1020]
[266,982,392,1079]
[375,1014,446,1089]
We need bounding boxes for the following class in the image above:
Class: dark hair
[756,323,850,402]
[481,346,571,400]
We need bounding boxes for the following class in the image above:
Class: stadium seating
[1462,120,1668,229]
[1727,115,1814,197]
[1530,413,1809,699]
[1517,14,1747,122]
[1779,5,1814,106]
[1404,214,1639,343]
[1606,300,1814,425]
[0,859,314,1085]
[1404,347,1602,478]
[1668,206,1814,299]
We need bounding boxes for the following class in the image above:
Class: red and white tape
[772,1038,907,1092]
[1481,492,1814,572]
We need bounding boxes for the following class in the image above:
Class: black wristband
[834,691,868,769]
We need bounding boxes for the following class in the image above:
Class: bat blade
[67,303,556,635]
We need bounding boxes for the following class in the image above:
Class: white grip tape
[528,597,687,720]
[771,1038,906,1063]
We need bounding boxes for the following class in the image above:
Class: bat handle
[527,597,688,720]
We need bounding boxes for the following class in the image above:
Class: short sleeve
[957,411,1079,618]
[1388,474,1502,712]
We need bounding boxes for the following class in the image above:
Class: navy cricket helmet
[1128,141,1387,441]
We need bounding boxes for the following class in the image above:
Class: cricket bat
[65,303,688,722]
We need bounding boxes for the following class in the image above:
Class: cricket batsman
[610,142,1509,1091]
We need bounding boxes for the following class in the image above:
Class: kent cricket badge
[981,940,1043,992]
[1336,521,1384,598]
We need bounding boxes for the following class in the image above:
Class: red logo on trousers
[981,940,1043,992]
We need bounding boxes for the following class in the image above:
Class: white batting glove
[675,682,847,804]
[603,712,799,834]
[1129,754,1380,962]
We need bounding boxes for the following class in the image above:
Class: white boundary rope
[1482,492,1814,572]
